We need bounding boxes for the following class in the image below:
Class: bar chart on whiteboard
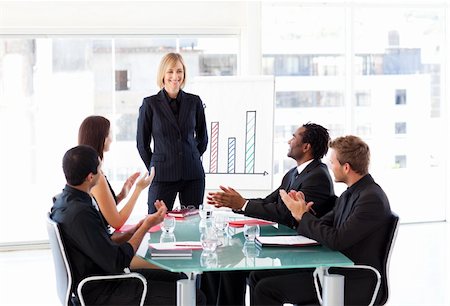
[188,76,275,190]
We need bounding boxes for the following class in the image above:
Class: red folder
[167,208,199,218]
[228,219,275,228]
[117,224,161,233]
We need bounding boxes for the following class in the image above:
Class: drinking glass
[242,241,261,258]
[199,204,213,220]
[200,227,219,253]
[159,232,176,243]
[214,215,228,235]
[200,251,218,268]
[243,224,260,242]
[161,216,176,233]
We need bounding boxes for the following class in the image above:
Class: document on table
[149,241,203,250]
[255,235,319,247]
[149,248,193,258]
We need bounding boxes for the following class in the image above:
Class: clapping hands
[207,186,246,210]
[118,167,155,202]
[135,167,155,191]
[279,189,314,221]
[142,200,167,229]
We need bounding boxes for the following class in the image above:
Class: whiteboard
[186,76,275,190]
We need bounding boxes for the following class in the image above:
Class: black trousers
[80,269,206,305]
[248,268,377,306]
[148,178,205,213]
[201,271,248,306]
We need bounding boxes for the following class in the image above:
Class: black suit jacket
[136,89,208,182]
[297,174,392,304]
[243,159,335,228]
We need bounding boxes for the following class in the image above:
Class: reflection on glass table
[137,215,353,306]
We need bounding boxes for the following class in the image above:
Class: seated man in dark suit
[202,123,336,305]
[208,122,335,228]
[249,135,393,305]
[51,145,204,305]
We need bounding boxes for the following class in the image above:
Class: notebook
[167,208,199,218]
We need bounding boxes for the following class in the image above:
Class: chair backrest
[46,212,73,306]
[377,212,400,305]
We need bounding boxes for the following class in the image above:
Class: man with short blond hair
[249,135,393,305]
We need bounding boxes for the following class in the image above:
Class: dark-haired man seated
[202,123,336,306]
[249,135,393,305]
[51,145,205,305]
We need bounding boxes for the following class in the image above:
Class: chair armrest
[77,272,147,306]
[313,265,381,306]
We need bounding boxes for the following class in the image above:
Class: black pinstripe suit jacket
[136,89,208,182]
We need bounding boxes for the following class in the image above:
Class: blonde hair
[156,53,186,89]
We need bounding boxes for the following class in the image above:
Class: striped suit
[137,89,208,212]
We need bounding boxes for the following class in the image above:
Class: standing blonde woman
[78,115,154,229]
[137,53,208,213]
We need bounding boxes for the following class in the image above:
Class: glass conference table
[137,214,353,306]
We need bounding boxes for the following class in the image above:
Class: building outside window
[115,70,130,91]
[395,122,407,134]
[262,3,446,223]
[355,91,371,106]
[395,89,407,105]
[395,155,407,168]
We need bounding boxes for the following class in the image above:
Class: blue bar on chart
[227,137,236,173]
[245,111,256,174]
[210,121,219,173]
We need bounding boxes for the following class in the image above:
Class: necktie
[287,170,299,191]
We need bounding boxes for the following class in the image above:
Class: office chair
[313,212,400,306]
[46,212,148,306]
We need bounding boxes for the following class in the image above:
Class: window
[356,91,371,107]
[0,36,239,244]
[394,155,407,168]
[395,89,407,105]
[263,3,446,223]
[276,91,344,108]
[356,124,372,136]
[395,122,407,134]
[198,55,237,76]
[115,70,130,91]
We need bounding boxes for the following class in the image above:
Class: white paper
[149,241,203,250]
[256,235,318,246]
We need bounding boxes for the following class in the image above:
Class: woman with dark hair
[78,115,154,230]
[137,52,208,213]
